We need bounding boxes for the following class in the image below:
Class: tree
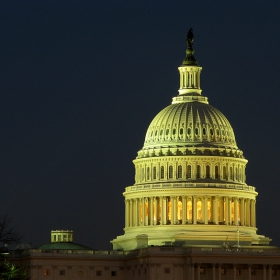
[0,215,23,245]
[0,260,28,280]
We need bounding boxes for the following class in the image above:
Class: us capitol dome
[112,29,270,251]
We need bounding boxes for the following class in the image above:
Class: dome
[143,98,237,150]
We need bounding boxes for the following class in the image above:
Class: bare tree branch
[0,214,23,245]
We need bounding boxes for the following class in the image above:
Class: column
[248,265,251,280]
[213,196,218,224]
[142,198,146,226]
[246,199,251,226]
[149,197,154,225]
[204,196,208,224]
[135,199,139,226]
[182,196,187,224]
[129,200,133,227]
[171,196,175,224]
[193,196,197,224]
[160,196,163,225]
[263,265,267,280]
[154,197,158,225]
[268,265,272,280]
[240,198,245,226]
[197,264,200,280]
[125,200,129,228]
[163,197,167,225]
[234,197,238,226]
[212,264,216,280]
[233,265,236,280]
[225,197,229,225]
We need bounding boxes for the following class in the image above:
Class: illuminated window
[200,268,205,274]
[111,271,117,276]
[168,165,173,179]
[177,165,182,178]
[44,270,50,276]
[221,269,226,275]
[206,165,210,178]
[231,201,234,222]
[60,270,65,275]
[215,166,219,179]
[187,165,191,179]
[160,166,164,179]
[96,271,102,276]
[177,200,182,220]
[223,166,226,179]
[78,271,83,276]
[197,165,201,179]
[208,200,211,220]
[147,167,150,180]
[153,167,156,180]
[197,200,202,220]
[236,269,241,275]
[187,200,192,220]
[167,199,171,220]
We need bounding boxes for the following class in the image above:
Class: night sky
[0,1,280,250]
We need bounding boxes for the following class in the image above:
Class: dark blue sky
[0,1,280,250]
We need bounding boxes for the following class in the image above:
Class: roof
[38,242,92,251]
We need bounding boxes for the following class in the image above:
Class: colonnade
[125,195,256,228]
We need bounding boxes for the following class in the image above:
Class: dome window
[180,128,184,135]
[155,130,158,136]
[195,128,199,135]
[160,129,163,136]
[160,166,164,179]
[166,129,169,135]
[222,130,225,136]
[215,166,219,179]
[206,165,210,178]
[210,128,214,136]
[187,165,192,179]
[147,167,150,180]
[223,166,226,179]
[187,128,191,135]
[197,165,201,179]
[203,128,206,135]
[177,165,182,179]
[150,131,153,137]
[172,128,176,135]
[216,129,219,136]
[168,166,173,179]
[153,167,156,180]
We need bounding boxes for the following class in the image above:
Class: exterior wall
[8,246,280,280]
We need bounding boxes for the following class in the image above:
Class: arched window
[177,165,183,179]
[180,128,184,135]
[166,129,169,135]
[187,165,192,179]
[215,166,219,179]
[168,166,173,179]
[223,166,226,179]
[197,165,201,179]
[160,166,164,179]
[203,127,206,135]
[172,128,176,135]
[206,165,210,178]
[195,127,199,135]
[153,166,156,180]
[187,128,191,135]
